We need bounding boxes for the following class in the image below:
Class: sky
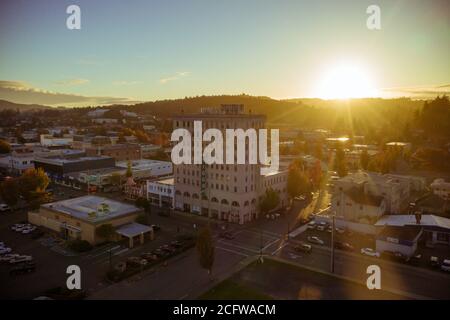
[0,0,449,106]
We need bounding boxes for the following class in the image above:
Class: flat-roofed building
[28,195,152,247]
[85,143,141,161]
[147,177,175,208]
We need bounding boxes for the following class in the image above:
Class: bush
[67,239,93,253]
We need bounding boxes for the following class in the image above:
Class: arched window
[201,194,208,200]
[232,201,240,207]
[221,199,229,205]
[244,201,249,206]
[211,197,218,203]
[183,192,190,197]
[192,193,199,199]
[175,190,181,196]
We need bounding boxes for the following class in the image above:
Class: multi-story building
[331,171,426,219]
[85,143,141,161]
[40,134,73,147]
[147,177,175,208]
[172,104,288,224]
[430,178,450,200]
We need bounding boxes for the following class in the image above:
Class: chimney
[415,211,422,224]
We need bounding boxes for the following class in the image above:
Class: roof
[42,195,141,223]
[116,223,152,237]
[377,226,422,242]
[375,214,450,230]
[156,177,174,185]
[344,187,384,206]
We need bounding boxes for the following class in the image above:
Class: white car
[307,222,316,230]
[335,227,346,234]
[9,255,33,264]
[441,259,450,272]
[361,248,380,258]
[0,247,12,255]
[0,254,20,262]
[0,204,11,212]
[22,227,36,234]
[307,236,325,245]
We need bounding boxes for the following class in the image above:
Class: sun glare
[315,62,378,99]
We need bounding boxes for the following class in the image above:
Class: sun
[314,62,378,99]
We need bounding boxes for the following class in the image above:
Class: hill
[0,99,51,112]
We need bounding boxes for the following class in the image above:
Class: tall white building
[172,104,288,224]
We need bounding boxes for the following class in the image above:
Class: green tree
[110,172,123,188]
[135,197,151,214]
[0,178,19,208]
[125,161,133,178]
[360,149,370,170]
[0,139,11,154]
[196,226,215,275]
[259,188,280,214]
[96,224,116,241]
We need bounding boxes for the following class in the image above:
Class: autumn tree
[0,139,11,154]
[259,188,280,214]
[196,226,215,276]
[18,168,50,207]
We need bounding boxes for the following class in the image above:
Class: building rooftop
[375,214,450,230]
[154,177,175,185]
[42,195,141,223]
[35,155,112,165]
[116,159,171,170]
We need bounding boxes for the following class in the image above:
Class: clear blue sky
[0,0,449,106]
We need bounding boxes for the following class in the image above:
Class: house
[430,178,450,200]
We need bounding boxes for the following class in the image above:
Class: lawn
[199,279,273,300]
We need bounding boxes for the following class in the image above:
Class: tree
[0,139,11,154]
[360,149,370,170]
[0,178,19,208]
[96,224,116,241]
[196,226,215,275]
[334,147,348,177]
[135,197,151,214]
[125,161,133,178]
[18,168,50,205]
[110,172,123,189]
[287,168,310,198]
[259,188,280,214]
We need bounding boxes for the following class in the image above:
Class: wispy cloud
[159,71,190,84]
[54,78,90,86]
[112,80,142,86]
[382,84,450,98]
[0,80,140,107]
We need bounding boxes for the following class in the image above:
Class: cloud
[382,84,450,98]
[0,80,140,107]
[54,78,90,86]
[159,71,190,84]
[112,80,142,86]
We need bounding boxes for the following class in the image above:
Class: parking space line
[216,246,249,257]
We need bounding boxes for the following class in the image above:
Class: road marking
[216,246,248,257]
[216,240,259,253]
[262,238,280,251]
[271,242,288,255]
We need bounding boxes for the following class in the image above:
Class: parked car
[9,255,33,264]
[294,195,306,202]
[316,222,327,231]
[307,236,324,245]
[141,253,158,262]
[430,256,440,267]
[170,240,183,248]
[307,221,316,230]
[360,248,380,258]
[408,253,422,265]
[0,247,12,255]
[0,254,20,262]
[0,204,11,212]
[22,227,36,234]
[151,224,161,232]
[334,241,354,252]
[381,250,408,262]
[219,231,234,240]
[335,227,346,234]
[10,262,36,276]
[293,242,312,253]
[441,259,450,272]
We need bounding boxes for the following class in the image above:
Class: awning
[116,223,152,238]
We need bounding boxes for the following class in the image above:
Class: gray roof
[42,195,141,223]
[116,223,152,237]
[375,214,450,230]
